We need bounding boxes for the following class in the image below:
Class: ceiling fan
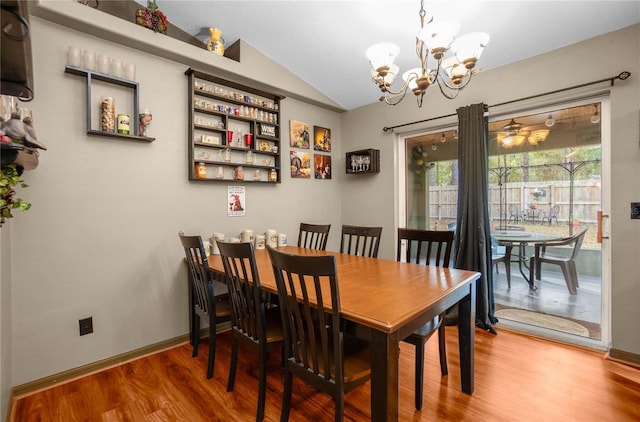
[497,118,549,147]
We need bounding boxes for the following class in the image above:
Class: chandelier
[497,119,550,147]
[366,0,489,107]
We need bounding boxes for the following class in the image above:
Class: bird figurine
[0,111,46,150]
[22,117,47,150]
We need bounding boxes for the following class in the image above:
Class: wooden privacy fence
[429,180,601,224]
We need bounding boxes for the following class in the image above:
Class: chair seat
[538,252,571,263]
[406,315,441,339]
[291,332,371,384]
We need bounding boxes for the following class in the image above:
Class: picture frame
[314,154,332,179]
[313,126,331,152]
[290,150,311,178]
[289,120,310,149]
[258,140,270,152]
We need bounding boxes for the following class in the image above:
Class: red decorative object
[135,1,168,34]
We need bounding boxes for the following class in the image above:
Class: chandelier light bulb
[431,143,437,151]
[440,133,446,143]
[545,113,555,127]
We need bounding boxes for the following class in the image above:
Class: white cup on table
[277,233,287,247]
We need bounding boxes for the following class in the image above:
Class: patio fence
[428,180,601,224]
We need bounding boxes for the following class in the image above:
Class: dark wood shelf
[87,130,154,142]
[65,66,151,140]
[187,68,283,183]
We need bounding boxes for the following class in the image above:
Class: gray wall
[1,1,639,417]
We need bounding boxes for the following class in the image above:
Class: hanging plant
[0,164,30,226]
[409,146,430,190]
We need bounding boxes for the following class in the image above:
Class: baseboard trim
[607,348,640,368]
[8,322,231,421]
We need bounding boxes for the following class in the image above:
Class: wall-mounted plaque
[259,123,276,138]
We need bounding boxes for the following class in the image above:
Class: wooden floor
[12,328,640,421]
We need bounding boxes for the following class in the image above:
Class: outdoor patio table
[492,231,563,289]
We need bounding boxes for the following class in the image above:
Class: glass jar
[196,162,207,179]
[234,166,244,180]
[101,97,115,132]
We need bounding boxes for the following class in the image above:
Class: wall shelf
[186,68,283,183]
[346,149,380,174]
[65,66,155,142]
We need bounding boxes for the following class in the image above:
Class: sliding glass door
[402,101,608,346]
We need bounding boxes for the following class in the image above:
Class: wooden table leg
[369,329,400,422]
[458,281,476,395]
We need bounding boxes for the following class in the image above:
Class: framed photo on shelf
[289,120,310,149]
[290,150,311,179]
[313,126,331,152]
[258,140,270,152]
[314,154,332,179]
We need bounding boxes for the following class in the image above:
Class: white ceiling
[144,1,640,110]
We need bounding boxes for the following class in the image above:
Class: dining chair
[491,236,512,287]
[297,222,331,250]
[267,247,371,422]
[529,228,588,294]
[339,224,382,258]
[178,231,232,379]
[217,241,284,422]
[396,228,452,410]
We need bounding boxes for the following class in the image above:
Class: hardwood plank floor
[12,328,640,421]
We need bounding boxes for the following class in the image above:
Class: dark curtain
[453,103,497,333]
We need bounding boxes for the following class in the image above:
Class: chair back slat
[397,228,454,267]
[217,241,266,343]
[298,223,331,251]
[179,232,214,315]
[268,247,340,382]
[340,225,383,258]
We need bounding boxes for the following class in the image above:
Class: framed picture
[258,140,270,152]
[289,120,310,149]
[314,154,332,179]
[313,126,331,152]
[290,150,311,179]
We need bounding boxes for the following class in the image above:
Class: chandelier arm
[437,71,474,90]
[435,79,460,100]
[382,89,410,106]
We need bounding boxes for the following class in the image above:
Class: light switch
[632,203,640,219]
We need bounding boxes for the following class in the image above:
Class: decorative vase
[206,27,225,55]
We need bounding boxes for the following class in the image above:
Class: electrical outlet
[632,203,640,219]
[79,317,93,336]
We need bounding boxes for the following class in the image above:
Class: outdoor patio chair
[528,229,588,294]
[540,205,561,226]
[508,205,522,224]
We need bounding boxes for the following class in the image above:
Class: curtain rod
[382,71,631,132]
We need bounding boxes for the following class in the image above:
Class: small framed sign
[259,123,276,138]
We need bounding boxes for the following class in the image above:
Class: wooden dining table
[208,245,481,422]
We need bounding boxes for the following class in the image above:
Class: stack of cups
[255,234,266,250]
[210,233,224,255]
[266,229,277,248]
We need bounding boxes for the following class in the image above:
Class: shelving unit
[64,66,155,142]
[186,68,283,183]
[346,149,380,174]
